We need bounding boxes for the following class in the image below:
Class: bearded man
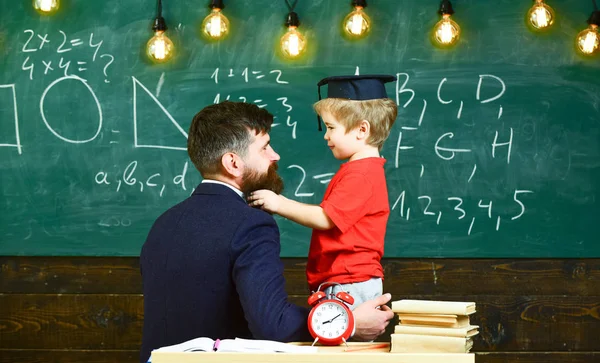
[140,101,393,363]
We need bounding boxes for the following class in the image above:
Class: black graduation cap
[316,74,396,131]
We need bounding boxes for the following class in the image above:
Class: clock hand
[322,313,341,324]
[328,313,342,322]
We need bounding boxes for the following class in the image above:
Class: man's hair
[187,101,273,177]
[313,98,398,149]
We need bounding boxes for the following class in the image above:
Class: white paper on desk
[151,336,317,358]
[152,337,216,353]
[231,338,318,353]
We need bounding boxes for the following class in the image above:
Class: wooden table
[150,342,475,363]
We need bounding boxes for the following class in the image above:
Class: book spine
[390,333,471,353]
[394,325,475,337]
[391,301,474,315]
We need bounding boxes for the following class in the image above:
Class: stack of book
[390,299,478,353]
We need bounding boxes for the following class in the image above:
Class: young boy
[248,75,398,308]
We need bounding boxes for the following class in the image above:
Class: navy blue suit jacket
[140,182,311,363]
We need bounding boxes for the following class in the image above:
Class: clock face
[310,301,350,339]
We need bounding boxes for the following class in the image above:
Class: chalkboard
[1,0,599,257]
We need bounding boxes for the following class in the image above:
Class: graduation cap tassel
[317,85,323,131]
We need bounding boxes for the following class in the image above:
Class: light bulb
[576,24,599,55]
[433,14,460,47]
[527,0,555,30]
[280,26,306,58]
[146,31,174,63]
[201,8,230,40]
[343,6,371,39]
[33,0,59,14]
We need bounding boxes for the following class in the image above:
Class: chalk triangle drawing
[132,76,187,151]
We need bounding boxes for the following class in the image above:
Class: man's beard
[240,163,284,195]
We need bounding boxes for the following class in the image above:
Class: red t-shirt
[306,157,390,291]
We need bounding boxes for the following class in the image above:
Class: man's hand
[247,190,284,213]
[352,293,394,341]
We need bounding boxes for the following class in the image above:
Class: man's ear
[356,120,370,140]
[221,152,244,177]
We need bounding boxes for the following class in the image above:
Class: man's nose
[271,149,280,161]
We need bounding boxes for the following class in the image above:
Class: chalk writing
[211,67,289,84]
[133,76,188,151]
[392,189,533,235]
[19,30,115,82]
[386,73,531,234]
[0,63,536,241]
[40,75,103,143]
[0,85,22,154]
[212,92,299,140]
[94,160,191,198]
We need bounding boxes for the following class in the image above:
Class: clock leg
[342,337,349,350]
[311,337,319,346]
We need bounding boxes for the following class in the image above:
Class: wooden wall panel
[381,259,600,296]
[476,352,600,363]
[0,350,138,363]
[0,294,143,350]
[0,350,598,363]
[0,257,142,294]
[2,257,599,296]
[1,256,599,363]
[1,294,598,351]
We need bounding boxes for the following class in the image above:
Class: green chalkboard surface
[1,0,599,257]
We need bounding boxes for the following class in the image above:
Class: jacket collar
[192,182,245,202]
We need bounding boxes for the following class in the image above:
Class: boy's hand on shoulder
[247,190,284,214]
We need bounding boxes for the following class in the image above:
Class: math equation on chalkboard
[1,27,540,244]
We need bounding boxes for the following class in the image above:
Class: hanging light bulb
[432,0,460,47]
[147,30,175,62]
[576,25,599,55]
[146,0,174,63]
[280,11,306,59]
[575,8,600,56]
[201,0,230,40]
[342,0,371,39]
[526,0,555,31]
[33,0,59,14]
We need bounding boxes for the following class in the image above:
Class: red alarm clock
[307,282,355,346]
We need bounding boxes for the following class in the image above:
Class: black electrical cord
[285,0,298,12]
[438,0,455,16]
[209,0,225,9]
[589,0,600,25]
[153,0,167,31]
[284,0,300,27]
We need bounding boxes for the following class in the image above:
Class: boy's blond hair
[313,98,397,149]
